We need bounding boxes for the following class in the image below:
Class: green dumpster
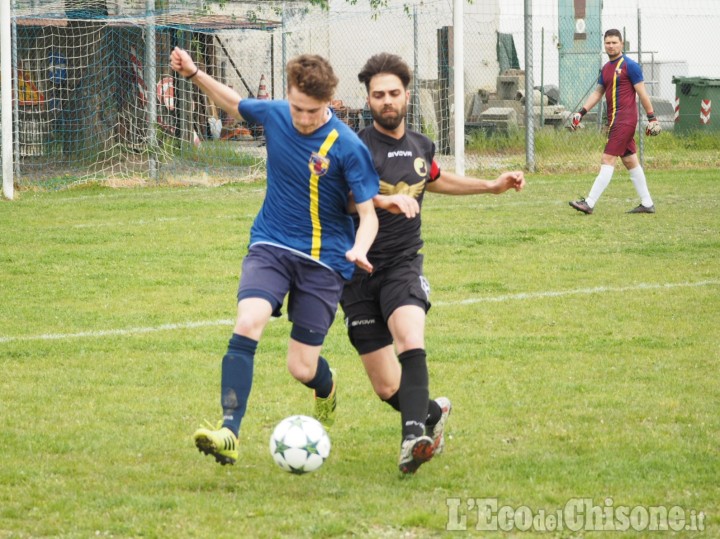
[672,76,720,133]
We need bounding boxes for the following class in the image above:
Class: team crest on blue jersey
[309,152,330,176]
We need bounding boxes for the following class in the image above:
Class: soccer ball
[269,415,331,474]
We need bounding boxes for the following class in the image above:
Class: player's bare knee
[365,362,399,398]
[374,382,399,401]
[233,315,266,338]
[395,337,425,354]
[286,359,315,383]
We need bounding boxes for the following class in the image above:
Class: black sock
[398,349,429,440]
[426,399,442,427]
[303,356,333,398]
[382,391,401,412]
[384,390,441,428]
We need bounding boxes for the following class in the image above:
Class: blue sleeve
[344,141,379,204]
[626,58,644,85]
[239,98,273,124]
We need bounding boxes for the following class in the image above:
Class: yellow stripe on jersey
[608,57,625,131]
[310,129,339,259]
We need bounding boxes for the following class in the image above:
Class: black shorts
[340,254,431,354]
[237,243,344,336]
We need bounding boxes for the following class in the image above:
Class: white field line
[433,279,720,306]
[43,187,267,205]
[1,280,718,344]
[0,320,235,344]
[70,214,253,229]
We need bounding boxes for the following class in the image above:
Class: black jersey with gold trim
[356,125,438,271]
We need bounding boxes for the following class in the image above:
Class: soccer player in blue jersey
[569,28,661,215]
[342,53,525,474]
[169,48,383,466]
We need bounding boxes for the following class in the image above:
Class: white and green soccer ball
[269,415,331,474]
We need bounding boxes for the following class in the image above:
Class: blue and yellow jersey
[598,54,644,127]
[239,99,379,280]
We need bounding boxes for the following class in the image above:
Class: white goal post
[2,0,14,200]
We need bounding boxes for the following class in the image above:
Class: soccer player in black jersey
[341,53,526,474]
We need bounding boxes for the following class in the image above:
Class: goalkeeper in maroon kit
[569,28,661,215]
[342,53,525,474]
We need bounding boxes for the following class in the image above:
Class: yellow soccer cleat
[313,371,337,429]
[193,420,238,466]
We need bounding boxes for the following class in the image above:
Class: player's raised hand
[169,47,197,79]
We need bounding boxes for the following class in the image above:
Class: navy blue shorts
[340,254,431,353]
[237,243,345,336]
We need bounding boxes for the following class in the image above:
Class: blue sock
[221,333,257,436]
[303,356,333,398]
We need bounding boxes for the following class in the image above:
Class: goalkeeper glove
[645,112,661,136]
[570,107,587,131]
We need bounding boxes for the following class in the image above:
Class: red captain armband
[429,159,441,182]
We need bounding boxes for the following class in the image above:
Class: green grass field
[1,169,718,538]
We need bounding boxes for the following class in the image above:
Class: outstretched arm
[169,47,244,121]
[345,199,378,273]
[426,170,526,195]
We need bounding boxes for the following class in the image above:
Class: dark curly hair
[357,53,412,92]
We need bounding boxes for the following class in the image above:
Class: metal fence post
[525,0,535,172]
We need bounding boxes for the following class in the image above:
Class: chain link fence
[2,0,719,189]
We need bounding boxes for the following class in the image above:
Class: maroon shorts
[604,121,637,157]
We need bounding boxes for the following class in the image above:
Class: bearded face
[371,98,407,131]
[367,73,409,133]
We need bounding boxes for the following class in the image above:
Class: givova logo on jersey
[309,152,330,176]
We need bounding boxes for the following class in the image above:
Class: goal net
[6,0,466,188]
[8,0,283,187]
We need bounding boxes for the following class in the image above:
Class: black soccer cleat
[627,204,656,214]
[569,198,593,214]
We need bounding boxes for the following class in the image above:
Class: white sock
[629,166,654,207]
[586,164,614,207]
